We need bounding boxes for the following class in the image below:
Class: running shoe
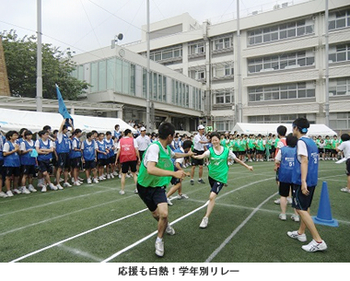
[302,239,327,252]
[199,217,209,228]
[287,230,307,242]
[166,224,175,235]
[155,240,164,257]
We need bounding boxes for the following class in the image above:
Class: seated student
[82,132,99,184]
[3,131,21,197]
[96,132,108,181]
[35,130,58,192]
[274,133,300,222]
[19,130,37,194]
[70,129,83,186]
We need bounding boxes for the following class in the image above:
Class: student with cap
[287,117,327,252]
[190,124,208,185]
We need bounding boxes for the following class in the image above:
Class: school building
[72,0,350,132]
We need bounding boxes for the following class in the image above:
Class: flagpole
[36,0,43,112]
[146,0,151,131]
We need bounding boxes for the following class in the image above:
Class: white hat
[198,125,205,130]
[140,127,146,131]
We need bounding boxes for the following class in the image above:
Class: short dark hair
[341,133,350,142]
[210,132,220,140]
[6,130,18,140]
[158,122,175,140]
[277,125,287,137]
[74,129,82,135]
[43,125,51,131]
[286,133,298,148]
[182,140,193,150]
[24,130,33,137]
[114,124,119,129]
[293,118,310,134]
[38,130,49,137]
[86,132,93,139]
[106,131,111,136]
[124,129,131,136]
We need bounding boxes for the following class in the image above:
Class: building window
[213,88,234,104]
[188,41,205,56]
[248,82,315,102]
[212,36,233,52]
[150,45,182,63]
[248,50,314,73]
[249,114,308,124]
[248,18,314,46]
[330,112,350,130]
[189,68,206,81]
[329,43,350,63]
[328,9,350,31]
[329,77,350,96]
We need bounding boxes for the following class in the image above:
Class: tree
[0,29,89,100]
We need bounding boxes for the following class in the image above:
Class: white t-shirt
[35,139,53,149]
[297,137,309,162]
[20,140,34,151]
[142,143,175,168]
[193,133,208,151]
[202,146,237,160]
[81,140,98,150]
[277,137,286,149]
[136,135,151,151]
[3,141,17,153]
[338,140,350,159]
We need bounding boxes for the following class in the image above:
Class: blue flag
[56,84,73,127]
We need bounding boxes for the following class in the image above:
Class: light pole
[36,0,42,112]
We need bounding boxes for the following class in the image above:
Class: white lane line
[57,244,103,262]
[9,207,148,263]
[205,191,278,262]
[100,202,209,263]
[101,177,274,263]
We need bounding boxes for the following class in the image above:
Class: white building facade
[73,0,350,132]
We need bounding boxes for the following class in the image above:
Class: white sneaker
[274,198,280,204]
[6,190,14,197]
[49,183,58,191]
[78,177,84,181]
[166,224,175,235]
[13,188,22,195]
[63,182,72,188]
[87,178,92,184]
[0,191,8,198]
[340,187,350,193]
[107,174,111,179]
[200,217,209,228]
[126,174,131,178]
[177,194,189,200]
[302,239,327,252]
[119,190,125,195]
[155,240,164,257]
[74,181,81,186]
[279,213,287,221]
[110,173,114,179]
[21,187,31,194]
[113,171,119,176]
[28,184,37,192]
[118,174,122,179]
[41,185,47,193]
[93,178,99,184]
[167,198,173,206]
[56,183,63,190]
[291,214,300,222]
[99,176,104,181]
[287,197,293,204]
[287,230,307,242]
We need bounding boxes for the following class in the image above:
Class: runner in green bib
[192,132,253,229]
[136,122,194,257]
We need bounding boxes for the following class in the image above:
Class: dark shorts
[70,157,82,169]
[108,155,116,164]
[98,158,108,167]
[279,182,292,197]
[292,184,316,211]
[346,159,350,176]
[21,165,36,175]
[318,148,324,154]
[57,153,70,169]
[191,150,204,166]
[247,149,254,154]
[256,150,264,155]
[139,150,146,161]
[121,161,137,173]
[38,160,53,174]
[137,183,167,212]
[5,166,20,177]
[84,160,97,170]
[208,176,225,195]
[171,177,181,185]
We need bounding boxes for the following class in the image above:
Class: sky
[0,0,309,55]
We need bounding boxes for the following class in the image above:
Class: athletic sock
[156,237,163,242]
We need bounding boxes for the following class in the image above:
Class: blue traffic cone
[312,181,338,227]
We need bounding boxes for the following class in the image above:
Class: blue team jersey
[292,137,319,186]
[278,146,296,184]
[56,133,70,154]
[0,135,5,161]
[83,140,96,161]
[70,137,82,159]
[37,139,53,162]
[97,140,107,159]
[4,141,20,167]
[20,140,36,166]
[104,138,114,158]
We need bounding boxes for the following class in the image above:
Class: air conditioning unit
[252,11,259,15]
[273,4,280,10]
[282,2,289,8]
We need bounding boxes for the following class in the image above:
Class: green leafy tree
[1,29,89,100]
